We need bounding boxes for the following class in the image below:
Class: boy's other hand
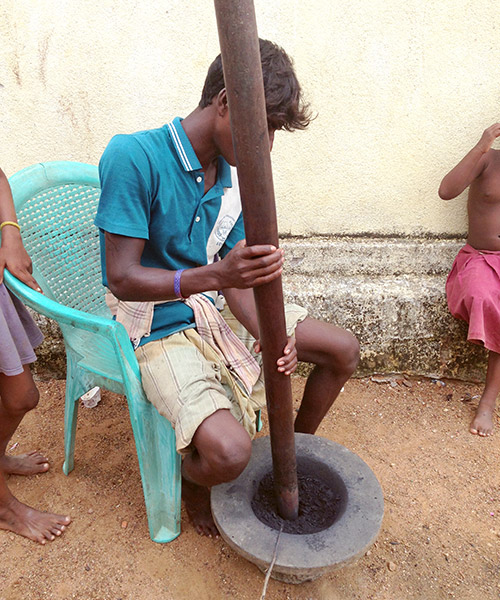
[253,336,298,376]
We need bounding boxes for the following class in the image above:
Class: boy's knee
[325,331,359,377]
[207,433,252,483]
[342,333,360,374]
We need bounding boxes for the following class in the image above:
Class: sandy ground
[0,374,499,600]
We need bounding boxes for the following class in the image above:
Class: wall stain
[4,16,22,86]
[11,54,21,86]
[58,90,94,144]
[38,35,50,88]
[58,95,80,130]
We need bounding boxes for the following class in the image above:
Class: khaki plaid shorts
[135,303,307,454]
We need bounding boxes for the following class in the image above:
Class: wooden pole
[214,0,299,520]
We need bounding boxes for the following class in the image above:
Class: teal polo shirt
[95,117,245,345]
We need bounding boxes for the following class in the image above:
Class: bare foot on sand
[0,493,71,544]
[182,477,219,538]
[0,451,49,476]
[470,407,495,437]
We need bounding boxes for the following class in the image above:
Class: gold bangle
[0,221,21,232]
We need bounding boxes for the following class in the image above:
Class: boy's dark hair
[199,38,312,132]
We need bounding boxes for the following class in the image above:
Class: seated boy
[95,39,359,536]
[439,122,500,437]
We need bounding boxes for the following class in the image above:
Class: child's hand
[477,123,500,153]
[253,336,298,376]
[0,235,41,291]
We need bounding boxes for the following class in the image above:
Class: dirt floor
[0,374,499,600]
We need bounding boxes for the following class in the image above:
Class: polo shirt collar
[167,117,202,172]
[167,117,234,189]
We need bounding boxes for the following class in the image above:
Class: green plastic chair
[4,161,181,543]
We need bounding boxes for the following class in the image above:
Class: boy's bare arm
[105,234,284,302]
[438,123,500,200]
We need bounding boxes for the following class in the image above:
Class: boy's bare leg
[181,409,252,537]
[294,318,360,434]
[470,350,500,437]
[0,367,71,544]
[181,319,359,537]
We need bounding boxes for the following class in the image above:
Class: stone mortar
[211,433,384,584]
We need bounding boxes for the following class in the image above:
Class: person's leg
[0,367,41,459]
[294,317,360,434]
[0,366,71,543]
[182,409,252,537]
[0,366,49,475]
[136,332,255,537]
[470,350,500,436]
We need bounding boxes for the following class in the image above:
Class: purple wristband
[174,269,186,299]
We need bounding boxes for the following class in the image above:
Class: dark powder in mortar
[251,468,342,534]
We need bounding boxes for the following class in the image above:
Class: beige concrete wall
[2,1,500,238]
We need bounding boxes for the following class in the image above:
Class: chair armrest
[4,269,117,334]
[5,269,142,377]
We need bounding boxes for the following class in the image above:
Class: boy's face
[214,90,276,166]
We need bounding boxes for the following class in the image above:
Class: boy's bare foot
[470,408,495,437]
[0,493,71,544]
[182,477,219,538]
[0,451,49,475]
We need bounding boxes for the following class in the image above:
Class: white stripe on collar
[167,122,193,171]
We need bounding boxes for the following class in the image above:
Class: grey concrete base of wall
[29,236,487,383]
[281,235,486,383]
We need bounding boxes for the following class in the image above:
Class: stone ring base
[211,433,384,584]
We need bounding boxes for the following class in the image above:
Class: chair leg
[126,388,181,543]
[256,409,262,432]
[62,351,87,475]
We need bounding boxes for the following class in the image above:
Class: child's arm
[223,286,298,376]
[0,168,41,290]
[438,123,500,200]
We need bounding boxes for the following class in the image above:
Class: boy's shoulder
[101,125,173,173]
[106,125,170,154]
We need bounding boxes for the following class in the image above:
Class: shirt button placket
[195,174,203,227]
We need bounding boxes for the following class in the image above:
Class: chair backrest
[9,161,109,318]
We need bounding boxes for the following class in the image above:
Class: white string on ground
[260,523,284,600]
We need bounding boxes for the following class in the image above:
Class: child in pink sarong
[440,123,500,436]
